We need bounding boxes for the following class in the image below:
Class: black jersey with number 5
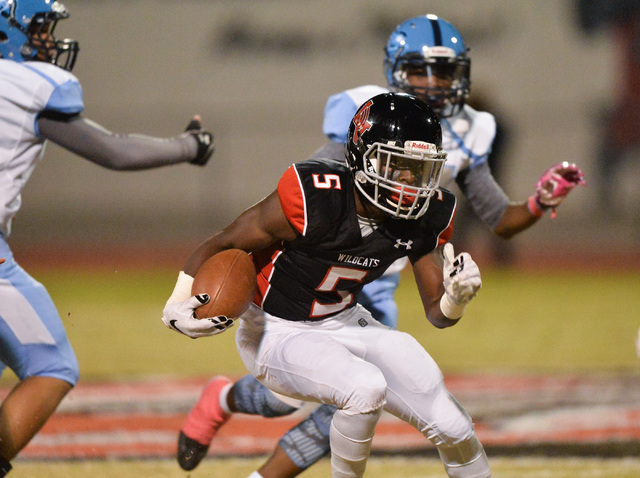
[252,159,456,322]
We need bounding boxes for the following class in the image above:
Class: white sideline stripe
[500,405,640,433]
[31,431,176,446]
[0,279,55,345]
[30,430,284,451]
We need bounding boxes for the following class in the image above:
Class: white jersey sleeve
[440,104,510,229]
[439,105,497,188]
[323,85,389,142]
[0,60,84,236]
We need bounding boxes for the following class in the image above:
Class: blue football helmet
[0,0,78,70]
[384,14,470,117]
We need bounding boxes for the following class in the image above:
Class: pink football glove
[531,162,586,218]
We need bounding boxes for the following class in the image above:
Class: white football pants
[236,303,490,478]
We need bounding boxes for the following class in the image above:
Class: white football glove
[161,271,234,339]
[440,243,482,319]
[162,294,235,339]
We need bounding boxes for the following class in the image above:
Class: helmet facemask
[383,15,471,118]
[0,1,78,71]
[25,9,78,70]
[354,140,446,219]
[392,53,470,118]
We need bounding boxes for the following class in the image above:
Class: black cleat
[177,430,210,471]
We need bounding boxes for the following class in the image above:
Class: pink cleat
[177,376,232,471]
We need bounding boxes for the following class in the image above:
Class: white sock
[247,472,264,478]
[218,382,234,415]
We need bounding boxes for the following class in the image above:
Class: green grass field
[3,264,635,384]
[3,263,640,477]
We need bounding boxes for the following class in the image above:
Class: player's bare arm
[184,190,298,276]
[163,190,299,338]
[412,243,482,329]
[495,161,585,236]
[411,248,459,328]
[493,203,539,238]
[459,158,585,239]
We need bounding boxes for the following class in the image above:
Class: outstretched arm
[457,161,585,239]
[37,112,214,169]
[495,161,586,236]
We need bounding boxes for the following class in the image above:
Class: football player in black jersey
[175,14,585,478]
[162,93,491,478]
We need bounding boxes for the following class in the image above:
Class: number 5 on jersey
[311,266,368,317]
[312,174,342,189]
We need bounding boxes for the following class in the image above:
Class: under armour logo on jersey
[358,318,368,327]
[351,99,373,144]
[394,239,413,250]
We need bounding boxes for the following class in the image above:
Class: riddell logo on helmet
[352,99,373,144]
[427,46,456,58]
[406,141,437,153]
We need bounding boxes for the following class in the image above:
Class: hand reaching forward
[530,162,586,217]
[184,115,215,166]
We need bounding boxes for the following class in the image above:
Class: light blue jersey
[0,59,83,237]
[0,59,83,385]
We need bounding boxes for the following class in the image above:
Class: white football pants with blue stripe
[0,235,78,385]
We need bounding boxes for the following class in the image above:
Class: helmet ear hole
[0,32,7,43]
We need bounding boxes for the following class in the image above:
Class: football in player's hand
[191,249,257,319]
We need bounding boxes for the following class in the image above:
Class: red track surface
[3,374,639,460]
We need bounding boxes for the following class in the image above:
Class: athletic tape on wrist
[527,195,546,218]
[167,271,194,304]
[440,293,466,320]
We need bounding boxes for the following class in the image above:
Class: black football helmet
[347,92,446,220]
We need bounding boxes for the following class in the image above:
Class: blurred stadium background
[4,1,640,475]
[10,0,639,266]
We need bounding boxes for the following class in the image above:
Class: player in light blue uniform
[0,1,214,475]
[177,15,585,478]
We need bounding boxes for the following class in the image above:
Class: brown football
[191,249,257,319]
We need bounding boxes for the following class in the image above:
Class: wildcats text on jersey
[337,253,380,268]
